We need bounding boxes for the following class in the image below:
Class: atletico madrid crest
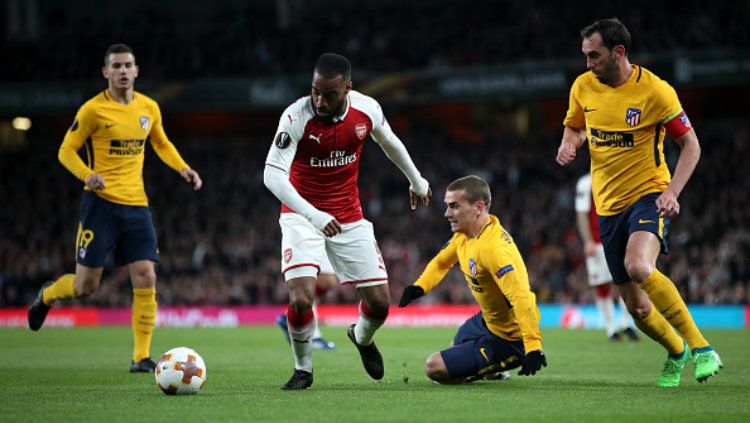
[625,108,641,127]
[140,115,150,132]
[354,123,368,140]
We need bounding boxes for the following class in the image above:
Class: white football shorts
[586,243,613,286]
[279,213,388,287]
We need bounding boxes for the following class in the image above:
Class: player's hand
[409,187,432,210]
[180,168,203,190]
[556,142,577,166]
[655,190,680,218]
[518,350,547,376]
[398,285,425,307]
[321,219,342,238]
[85,173,106,191]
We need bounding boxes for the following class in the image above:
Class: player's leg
[600,208,688,386]
[428,312,522,384]
[594,284,618,340]
[624,230,721,382]
[275,271,336,349]
[116,203,161,373]
[328,219,389,380]
[29,264,103,330]
[29,192,114,330]
[348,283,389,380]
[311,256,337,350]
[278,213,325,390]
[127,260,158,372]
[283,275,317,390]
[285,278,319,369]
[616,295,640,341]
[425,352,467,384]
[585,244,618,340]
[617,281,684,353]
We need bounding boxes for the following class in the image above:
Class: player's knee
[132,270,156,288]
[623,257,653,283]
[425,352,449,381]
[625,301,651,320]
[289,295,314,313]
[367,301,389,320]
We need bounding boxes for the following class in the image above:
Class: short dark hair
[580,18,631,54]
[104,43,135,65]
[447,175,492,209]
[314,53,351,80]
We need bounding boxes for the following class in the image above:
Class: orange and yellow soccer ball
[155,347,206,395]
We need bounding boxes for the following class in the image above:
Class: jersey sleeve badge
[275,132,291,149]
[495,264,514,278]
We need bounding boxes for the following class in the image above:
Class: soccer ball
[155,347,207,395]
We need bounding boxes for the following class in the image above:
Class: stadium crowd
[2,0,748,81]
[1,119,748,307]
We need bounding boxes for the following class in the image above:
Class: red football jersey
[266,91,391,223]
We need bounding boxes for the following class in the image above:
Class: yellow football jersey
[59,90,190,206]
[563,65,683,215]
[414,215,542,353]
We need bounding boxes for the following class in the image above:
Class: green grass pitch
[2,326,749,423]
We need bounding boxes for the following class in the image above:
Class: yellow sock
[640,269,709,350]
[633,305,685,356]
[42,274,77,305]
[132,287,157,362]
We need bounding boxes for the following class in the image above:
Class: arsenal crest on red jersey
[354,123,368,140]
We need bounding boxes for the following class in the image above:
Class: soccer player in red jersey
[264,53,431,390]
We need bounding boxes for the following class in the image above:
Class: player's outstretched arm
[556,126,586,166]
[179,168,203,190]
[518,350,547,376]
[398,285,425,307]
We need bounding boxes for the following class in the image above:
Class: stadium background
[1,0,749,327]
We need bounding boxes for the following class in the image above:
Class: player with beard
[556,18,721,387]
[264,53,431,390]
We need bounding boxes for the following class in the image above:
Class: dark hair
[447,175,492,209]
[104,43,135,65]
[580,18,631,54]
[314,53,351,80]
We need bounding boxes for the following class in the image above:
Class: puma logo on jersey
[309,133,322,144]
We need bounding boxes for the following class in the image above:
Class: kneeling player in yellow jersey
[28,44,203,373]
[399,176,546,384]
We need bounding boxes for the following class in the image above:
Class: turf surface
[2,326,748,422]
